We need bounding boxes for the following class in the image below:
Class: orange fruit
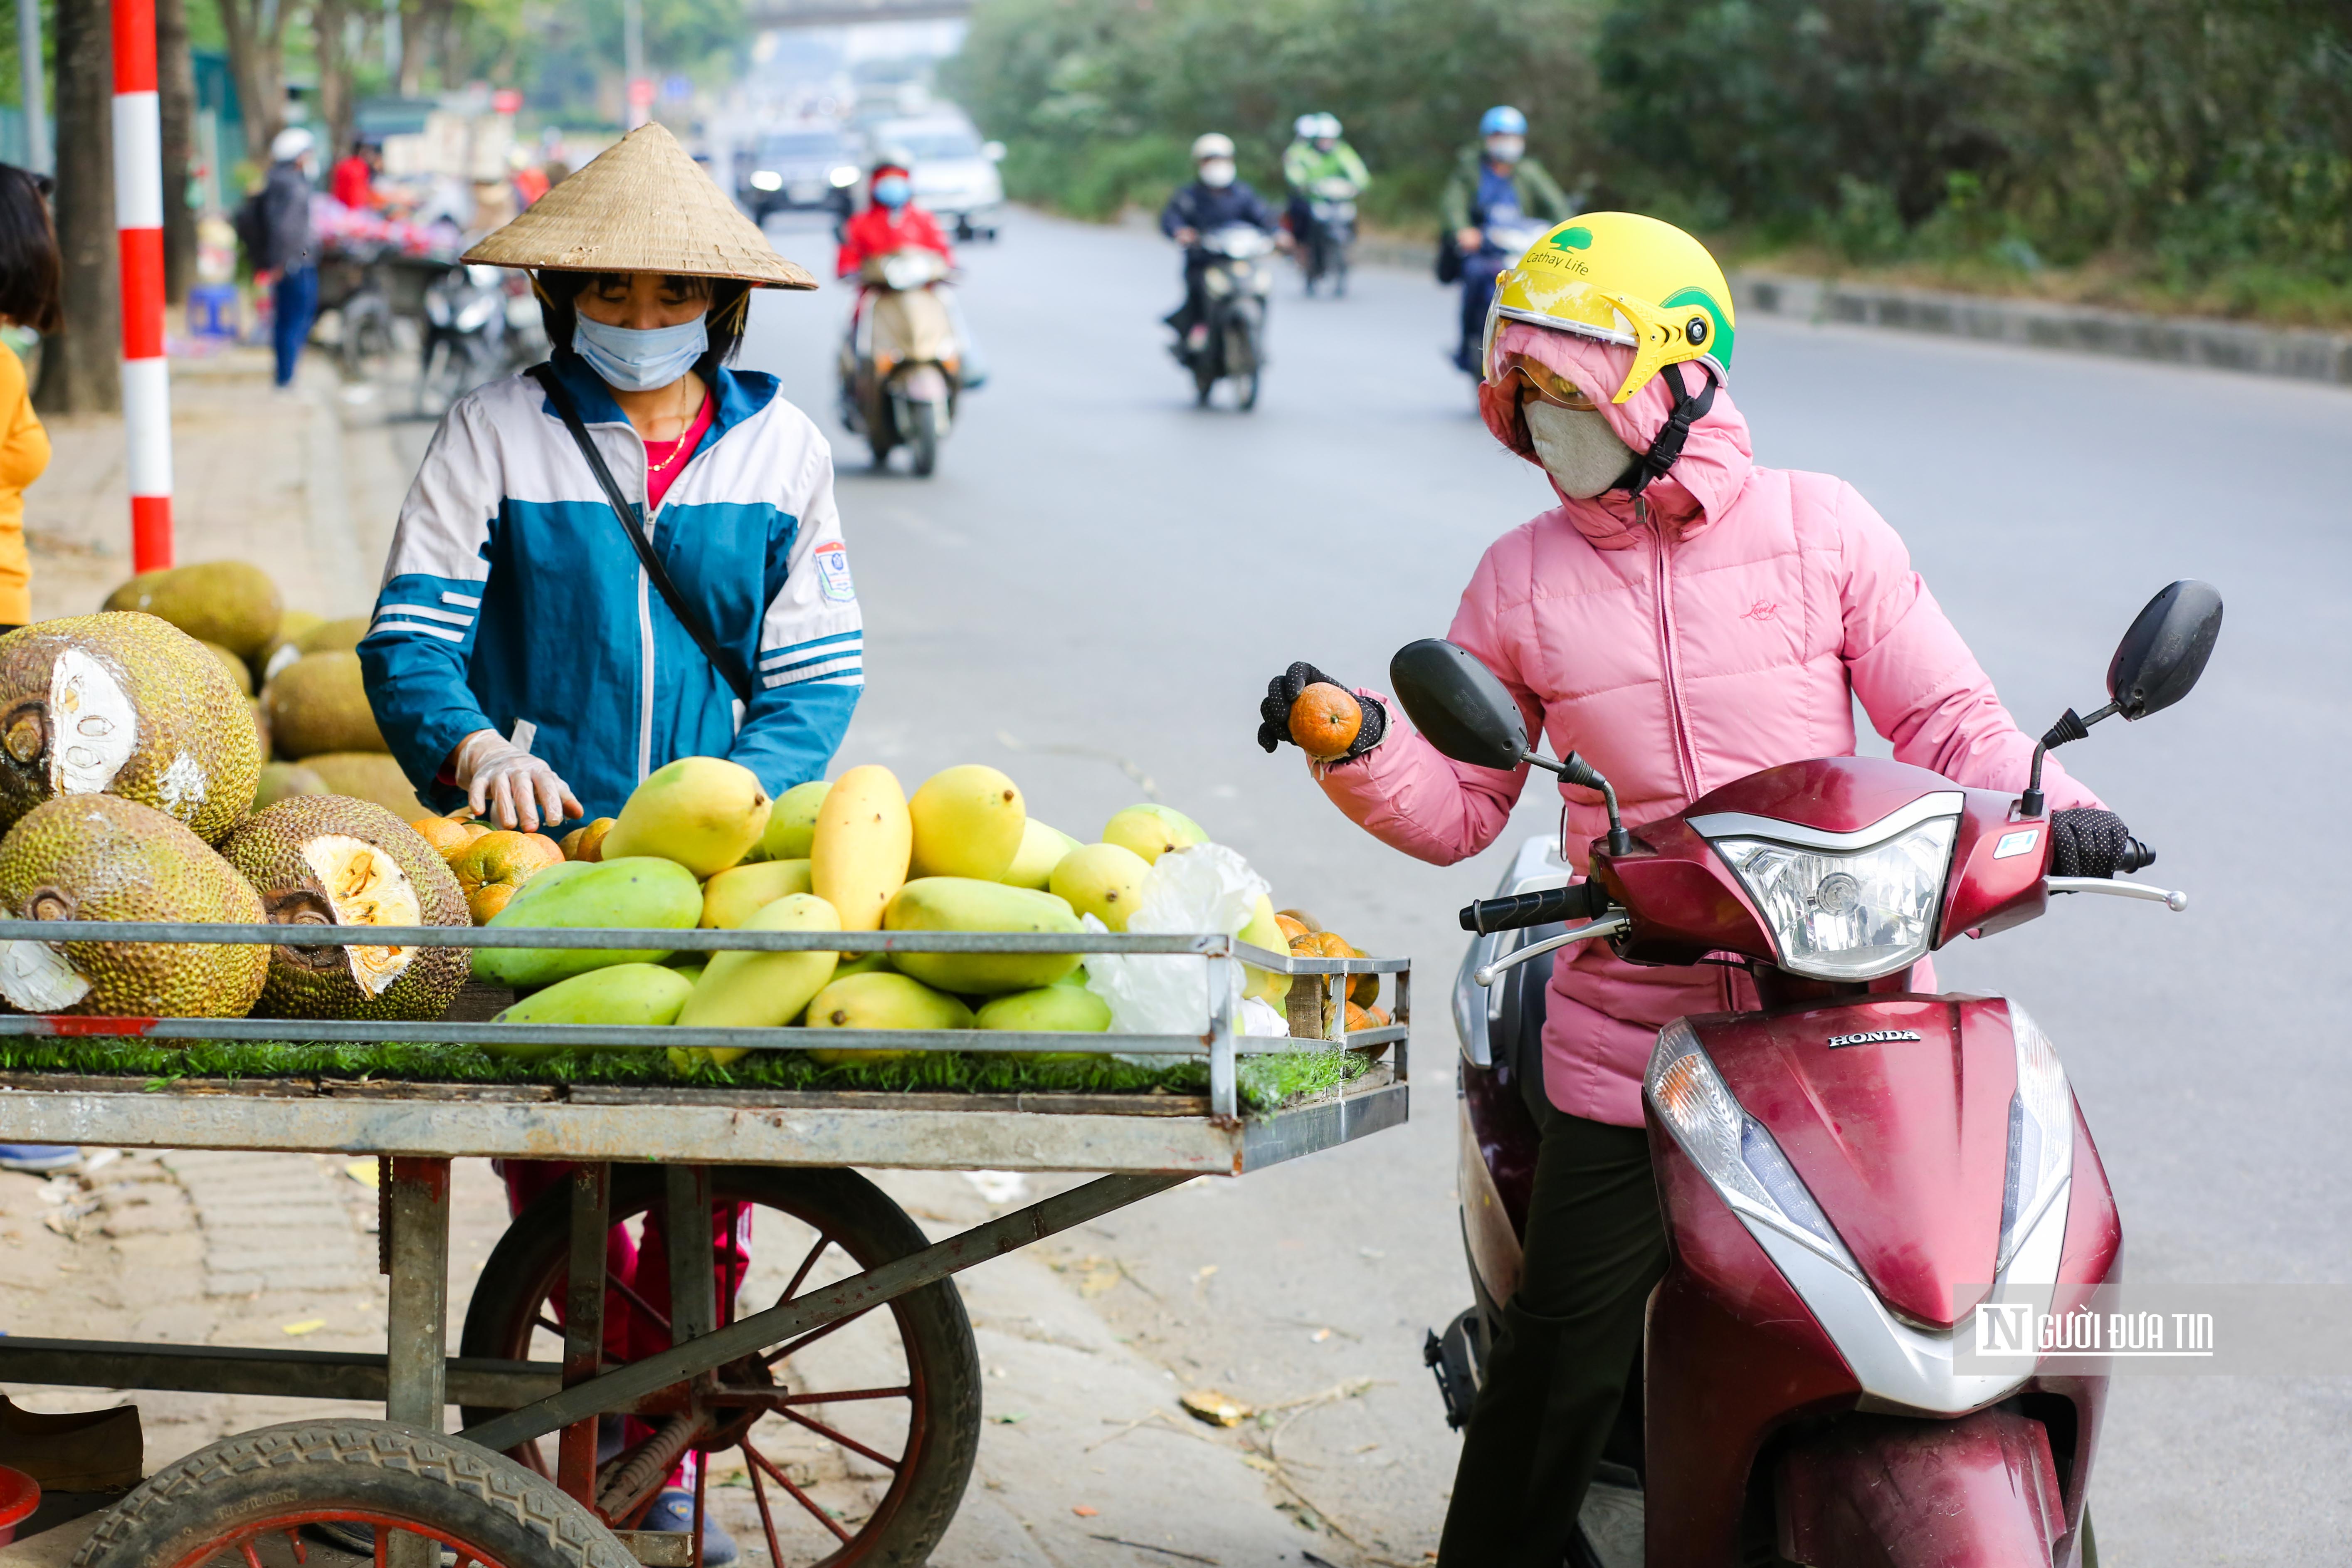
[1274,913,1311,945]
[451,830,567,926]
[1287,683,1362,760]
[410,814,492,863]
[559,817,617,862]
[1276,907,1323,933]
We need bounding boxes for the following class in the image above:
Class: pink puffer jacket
[1320,322,2101,1126]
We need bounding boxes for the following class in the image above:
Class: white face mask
[1485,136,1525,164]
[1199,158,1236,188]
[1523,400,1636,498]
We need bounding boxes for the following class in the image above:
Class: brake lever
[2045,876,2189,912]
[1473,913,1631,988]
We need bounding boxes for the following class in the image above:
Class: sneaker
[644,1488,740,1565]
[0,1146,81,1174]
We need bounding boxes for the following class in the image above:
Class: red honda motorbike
[1410,581,2223,1568]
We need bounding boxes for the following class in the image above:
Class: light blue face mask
[873,174,912,210]
[572,312,708,392]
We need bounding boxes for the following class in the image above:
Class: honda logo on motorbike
[1825,1029,1923,1049]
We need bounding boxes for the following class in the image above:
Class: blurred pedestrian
[256,127,322,389]
[331,138,384,212]
[0,161,71,1172]
[1160,132,1286,353]
[1440,106,1570,374]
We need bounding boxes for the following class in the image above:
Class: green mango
[882,877,1083,995]
[975,984,1111,1033]
[486,963,694,1058]
[472,857,703,989]
[745,778,831,863]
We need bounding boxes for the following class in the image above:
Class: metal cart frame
[0,920,1408,1566]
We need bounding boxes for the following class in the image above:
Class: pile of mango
[406,758,1301,1066]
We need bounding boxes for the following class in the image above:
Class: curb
[1729,272,2352,387]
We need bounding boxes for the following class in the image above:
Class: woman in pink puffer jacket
[1257,216,2121,1566]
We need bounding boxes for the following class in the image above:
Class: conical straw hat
[464,123,816,289]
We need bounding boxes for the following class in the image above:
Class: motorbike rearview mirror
[2107,579,2223,721]
[2019,579,2223,817]
[1389,639,1631,855]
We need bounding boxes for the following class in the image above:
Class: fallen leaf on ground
[989,1411,1028,1425]
[1311,1328,1331,1342]
[1180,1388,1250,1427]
[1241,1454,1280,1474]
[1077,1264,1121,1298]
[282,1319,326,1336]
[1071,1505,1098,1517]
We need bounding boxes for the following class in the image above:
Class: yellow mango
[1049,842,1152,931]
[882,877,1083,994]
[908,764,1027,881]
[671,892,841,1066]
[699,859,812,928]
[809,764,912,931]
[487,963,695,1058]
[806,970,974,1063]
[1101,803,1209,864]
[1236,893,1293,1006]
[747,779,830,863]
[600,756,773,877]
[1002,817,1081,890]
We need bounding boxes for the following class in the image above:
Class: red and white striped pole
[111,0,172,572]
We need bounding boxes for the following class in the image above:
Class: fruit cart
[0,919,1407,1567]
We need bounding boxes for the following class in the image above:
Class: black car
[738,127,862,222]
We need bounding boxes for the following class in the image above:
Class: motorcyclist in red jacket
[834,158,954,277]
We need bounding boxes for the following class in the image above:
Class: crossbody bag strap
[528,363,755,706]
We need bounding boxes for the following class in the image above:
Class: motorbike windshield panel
[1697,996,2018,1327]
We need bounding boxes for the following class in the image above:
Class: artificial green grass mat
[0,1036,1377,1116]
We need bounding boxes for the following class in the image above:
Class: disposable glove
[452,729,583,834]
[1256,661,1387,761]
[2048,807,2152,879]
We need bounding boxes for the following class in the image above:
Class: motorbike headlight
[1997,1002,2073,1271]
[1203,269,1234,297]
[830,165,861,188]
[1646,1020,1861,1274]
[881,258,923,290]
[1711,816,1956,981]
[455,296,498,332]
[748,170,783,192]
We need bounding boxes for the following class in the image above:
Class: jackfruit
[599,756,772,877]
[200,641,254,697]
[0,794,267,1016]
[255,763,327,808]
[473,856,703,989]
[882,878,1083,994]
[261,610,326,684]
[1102,803,1210,864]
[294,616,370,657]
[908,764,1026,881]
[222,794,470,1020]
[103,561,283,664]
[0,613,262,844]
[745,779,829,863]
[304,753,428,818]
[267,652,389,759]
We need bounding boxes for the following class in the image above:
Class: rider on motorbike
[834,155,985,391]
[1256,212,2135,1568]
[1439,106,1572,374]
[1161,132,1286,355]
[1281,112,1370,237]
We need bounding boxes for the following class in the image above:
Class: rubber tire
[1192,354,1216,408]
[73,1418,632,1568]
[1238,367,1261,411]
[459,1165,981,1568]
[907,401,940,477]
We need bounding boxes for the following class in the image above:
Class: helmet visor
[1488,351,1599,412]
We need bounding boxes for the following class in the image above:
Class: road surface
[728,207,2351,1566]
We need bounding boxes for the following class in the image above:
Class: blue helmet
[1480,105,1528,137]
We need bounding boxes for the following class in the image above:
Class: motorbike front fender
[1774,1405,2067,1568]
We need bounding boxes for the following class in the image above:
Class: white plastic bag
[1084,844,1284,1055]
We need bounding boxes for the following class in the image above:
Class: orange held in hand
[1288,682,1362,759]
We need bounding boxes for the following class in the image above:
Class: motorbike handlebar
[1458,880,1613,936]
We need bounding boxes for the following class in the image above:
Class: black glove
[2049,807,2154,878]
[1256,660,1387,759]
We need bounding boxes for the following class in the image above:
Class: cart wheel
[460,1166,981,1568]
[72,1418,631,1568]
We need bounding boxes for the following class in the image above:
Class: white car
[869,115,1005,241]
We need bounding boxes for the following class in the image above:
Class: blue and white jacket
[360,355,861,820]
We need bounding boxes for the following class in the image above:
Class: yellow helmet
[1483,212,1735,405]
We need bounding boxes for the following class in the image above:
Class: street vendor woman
[359,124,858,1564]
[360,122,863,835]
